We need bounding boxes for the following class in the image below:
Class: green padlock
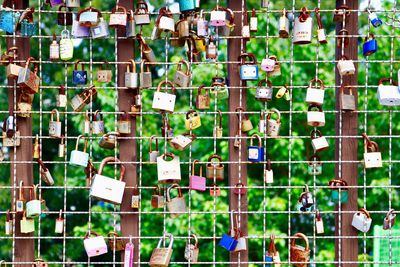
[329,179,349,204]
[307,154,322,176]
[210,77,229,100]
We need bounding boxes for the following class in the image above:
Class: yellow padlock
[185,110,201,130]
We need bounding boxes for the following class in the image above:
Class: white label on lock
[293,17,313,44]
[242,25,250,38]
[157,155,181,183]
[55,219,64,234]
[250,17,258,31]
[316,218,324,234]
[131,195,140,209]
[248,147,260,160]
[317,28,326,43]
[265,169,273,184]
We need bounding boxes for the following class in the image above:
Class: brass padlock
[70,86,97,112]
[99,132,119,149]
[196,85,210,109]
[149,233,174,267]
[151,185,164,208]
[38,159,54,185]
[6,47,23,79]
[266,108,281,137]
[108,231,125,251]
[33,134,40,159]
[174,60,191,88]
[17,92,33,118]
[176,18,189,38]
[184,234,199,263]
[214,110,223,138]
[97,60,112,83]
[236,107,253,132]
[166,184,187,218]
[185,110,201,130]
[140,59,152,88]
[290,233,310,267]
[206,154,224,180]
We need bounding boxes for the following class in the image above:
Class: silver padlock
[315,8,327,44]
[293,7,313,45]
[174,60,191,88]
[307,105,325,127]
[340,85,356,111]
[166,183,186,218]
[170,133,196,151]
[278,8,289,38]
[125,59,138,89]
[258,110,266,134]
[197,10,208,37]
[90,17,110,39]
[363,135,382,169]
[58,135,65,158]
[315,210,324,234]
[306,78,325,105]
[126,10,136,38]
[311,129,329,152]
[377,77,400,106]
[134,1,150,25]
[139,59,152,88]
[337,55,356,77]
[57,86,67,108]
[256,79,273,101]
[156,7,175,32]
[383,209,396,230]
[99,132,119,150]
[38,159,54,186]
[69,135,89,167]
[70,86,97,112]
[352,208,372,233]
[184,234,199,263]
[118,111,131,135]
[49,109,62,138]
[265,159,273,184]
[214,110,223,138]
[267,108,281,137]
[92,110,104,135]
[149,135,159,163]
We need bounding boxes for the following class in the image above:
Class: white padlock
[307,105,325,127]
[157,153,181,184]
[265,159,273,184]
[352,208,372,233]
[337,55,356,77]
[125,59,138,89]
[306,78,325,105]
[377,77,400,106]
[49,109,62,138]
[170,133,196,151]
[316,210,324,234]
[278,8,289,38]
[152,80,176,113]
[363,138,382,169]
[311,130,329,152]
[293,7,313,45]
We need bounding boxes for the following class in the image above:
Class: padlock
[298,184,314,211]
[149,135,160,163]
[16,181,25,213]
[315,210,324,234]
[99,132,119,149]
[278,8,289,38]
[55,86,67,109]
[20,8,37,37]
[66,0,80,8]
[248,134,264,162]
[276,84,290,101]
[152,80,176,113]
[134,1,150,25]
[219,211,238,251]
[329,179,349,204]
[267,108,281,137]
[210,184,221,197]
[206,154,224,180]
[308,154,322,176]
[242,24,250,39]
[234,129,242,148]
[49,109,62,138]
[363,137,382,169]
[307,104,325,127]
[256,79,273,101]
[340,85,356,111]
[236,107,253,132]
[2,131,21,147]
[109,5,127,28]
[185,110,201,130]
[151,185,164,208]
[97,60,112,83]
[233,182,247,195]
[49,34,60,60]
[166,183,187,218]
[92,110,104,135]
[161,115,174,138]
[5,210,13,235]
[377,77,400,106]
[31,259,46,267]
[5,47,23,79]
[38,159,54,186]
[238,53,259,80]
[265,159,274,184]
[311,129,329,152]
[139,59,152,88]
[20,211,35,233]
[293,7,313,45]
[184,234,199,263]
[60,29,74,61]
[265,235,281,267]
[174,60,191,88]
[72,60,87,85]
[197,10,208,37]
[77,7,100,27]
[117,111,131,135]
[58,135,65,158]
[26,184,41,218]
[268,59,281,77]
[17,92,32,118]
[315,8,327,44]
[71,16,90,38]
[383,209,396,230]
[126,10,136,38]
[170,133,196,151]
[210,77,229,100]
[261,56,276,72]
[210,7,226,26]
[189,160,206,191]
[169,30,182,45]
[157,153,181,184]
[352,208,372,233]
[84,111,91,134]
[179,0,196,12]
[249,8,258,32]
[196,85,210,109]
[125,59,139,89]
[83,232,108,257]
[306,78,325,105]
[0,1,20,33]
[17,57,40,94]
[333,4,350,22]
[108,231,125,251]
[213,110,223,138]
[57,4,73,26]
[368,9,382,28]
[217,8,235,36]
[234,229,247,252]
[290,233,310,267]
[3,115,15,138]
[69,135,89,167]
[176,18,189,38]
[337,56,356,77]
[149,233,174,267]
[90,157,126,204]
[363,33,377,56]
[206,37,217,59]
[156,7,175,32]
[90,17,110,39]
[55,209,64,234]
[130,93,142,116]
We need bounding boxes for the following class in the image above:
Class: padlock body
[60,39,74,60]
[72,70,87,85]
[240,65,259,80]
[307,111,325,127]
[158,16,175,32]
[248,146,264,162]
[174,70,190,88]
[152,195,164,208]
[149,247,172,267]
[167,197,187,218]
[84,236,108,257]
[340,93,356,110]
[261,58,275,72]
[363,152,382,168]
[265,169,273,184]
[311,136,329,152]
[189,175,206,191]
[383,214,396,230]
[185,114,201,130]
[210,11,226,26]
[152,92,176,113]
[90,174,126,205]
[219,234,238,251]
[256,86,273,101]
[234,236,247,252]
[306,88,325,105]
[308,163,322,175]
[55,218,64,234]
[69,150,89,167]
[293,17,312,44]
[125,72,139,88]
[49,121,62,138]
[317,28,327,44]
[316,219,324,234]
[267,119,281,136]
[184,244,199,263]
[179,0,196,12]
[377,85,400,106]
[352,212,372,233]
[140,72,152,88]
[363,39,377,56]
[331,190,349,204]
[279,16,289,38]
[26,200,41,218]
[337,60,356,76]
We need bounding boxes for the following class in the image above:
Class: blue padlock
[72,60,87,85]
[368,11,382,28]
[363,34,377,56]
[219,233,238,251]
[0,6,19,33]
[20,8,36,37]
[248,134,264,162]
[265,255,273,267]
[178,0,196,12]
[239,53,259,80]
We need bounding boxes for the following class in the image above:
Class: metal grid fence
[0,0,399,266]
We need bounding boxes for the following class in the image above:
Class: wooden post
[227,0,248,266]
[6,0,35,265]
[335,0,359,265]
[117,1,138,265]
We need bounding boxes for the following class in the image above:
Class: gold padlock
[17,92,33,117]
[290,233,310,267]
[214,110,223,138]
[185,110,201,130]
[149,233,174,267]
[107,231,125,251]
[236,107,253,132]
[196,85,210,109]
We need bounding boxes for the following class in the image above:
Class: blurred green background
[0,0,399,266]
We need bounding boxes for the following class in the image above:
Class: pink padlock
[233,182,247,195]
[210,7,226,27]
[83,231,108,257]
[261,56,276,72]
[189,160,206,191]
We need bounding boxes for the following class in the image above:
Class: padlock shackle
[378,77,398,86]
[127,59,136,73]
[266,108,281,122]
[81,86,98,103]
[358,208,371,219]
[212,76,225,84]
[364,33,375,42]
[177,60,190,75]
[84,159,97,178]
[98,156,125,181]
[135,1,149,13]
[112,5,127,14]
[257,79,273,88]
[74,59,84,71]
[314,8,324,29]
[24,57,38,74]
[207,154,222,166]
[337,29,349,48]
[149,135,158,153]
[267,235,277,255]
[225,7,235,26]
[362,133,380,152]
[58,3,72,12]
[51,109,60,122]
[19,7,35,23]
[308,78,324,90]
[166,183,183,202]
[75,134,88,153]
[238,53,257,65]
[77,7,102,21]
[140,59,150,73]
[185,109,198,119]
[58,209,63,220]
[84,231,100,239]
[235,107,249,120]
[308,104,323,112]
[291,232,309,250]
[385,209,396,220]
[250,134,262,148]
[162,152,175,161]
[29,184,38,201]
[18,180,24,200]
[6,209,12,221]
[188,234,198,248]
[310,129,323,139]
[99,60,110,71]
[316,209,322,220]
[156,233,174,249]
[37,159,48,172]
[298,7,310,22]
[191,159,202,177]
[328,179,348,188]
[197,85,209,96]
[107,231,120,239]
[217,110,223,128]
[181,132,196,141]
[93,110,102,121]
[308,154,321,165]
[340,84,353,95]
[153,185,161,196]
[156,80,176,94]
